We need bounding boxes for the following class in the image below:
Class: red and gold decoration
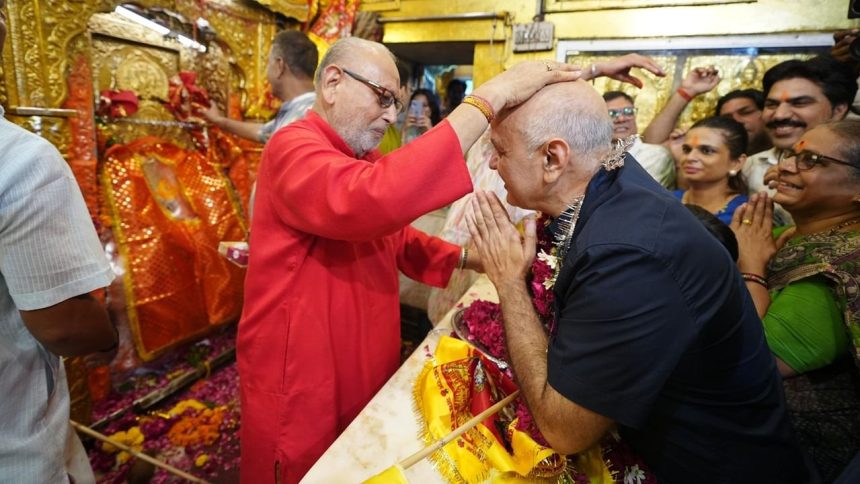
[101,137,246,361]
[98,90,141,119]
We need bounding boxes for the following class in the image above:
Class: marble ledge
[302,275,499,483]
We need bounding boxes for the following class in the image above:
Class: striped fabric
[0,107,113,483]
[258,91,316,143]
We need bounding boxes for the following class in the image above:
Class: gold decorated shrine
[0,0,292,378]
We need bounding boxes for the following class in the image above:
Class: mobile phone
[409,99,424,118]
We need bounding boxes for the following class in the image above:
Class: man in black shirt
[467,79,817,483]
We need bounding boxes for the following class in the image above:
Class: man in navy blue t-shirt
[467,79,817,483]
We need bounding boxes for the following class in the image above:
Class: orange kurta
[238,111,472,483]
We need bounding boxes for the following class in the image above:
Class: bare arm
[642,66,720,144]
[20,293,115,357]
[466,191,612,454]
[495,278,613,454]
[200,103,264,142]
[582,53,667,88]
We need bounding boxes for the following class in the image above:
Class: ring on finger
[742,219,752,225]
[544,61,553,72]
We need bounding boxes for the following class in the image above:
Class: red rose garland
[459,213,656,483]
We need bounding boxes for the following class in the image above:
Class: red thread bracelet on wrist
[676,87,694,102]
[741,272,768,289]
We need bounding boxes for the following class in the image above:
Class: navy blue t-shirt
[547,157,817,483]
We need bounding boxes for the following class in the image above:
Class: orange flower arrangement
[166,405,227,447]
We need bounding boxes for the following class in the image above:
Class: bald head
[488,81,614,214]
[495,80,613,160]
[314,37,398,88]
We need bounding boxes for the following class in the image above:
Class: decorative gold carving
[247,0,310,20]
[546,0,753,12]
[9,0,48,107]
[94,35,176,99]
[92,29,192,149]
[197,42,237,113]
[176,1,278,117]
[4,0,276,128]
[88,12,181,52]
[116,51,171,100]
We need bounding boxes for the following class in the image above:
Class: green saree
[767,229,860,482]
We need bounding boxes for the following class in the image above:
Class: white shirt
[744,147,792,225]
[0,107,114,482]
[744,147,778,196]
[629,137,676,188]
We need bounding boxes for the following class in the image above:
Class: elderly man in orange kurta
[237,37,585,483]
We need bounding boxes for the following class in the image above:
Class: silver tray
[451,307,509,371]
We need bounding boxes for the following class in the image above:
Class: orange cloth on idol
[237,111,472,483]
[101,137,246,360]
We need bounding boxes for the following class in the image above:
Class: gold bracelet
[462,95,495,123]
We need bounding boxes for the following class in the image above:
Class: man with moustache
[745,56,857,196]
[466,79,816,483]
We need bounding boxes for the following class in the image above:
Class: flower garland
[461,212,568,448]
[459,173,656,482]
[87,332,241,482]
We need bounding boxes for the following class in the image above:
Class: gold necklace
[827,216,860,233]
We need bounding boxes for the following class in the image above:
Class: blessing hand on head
[474,60,583,113]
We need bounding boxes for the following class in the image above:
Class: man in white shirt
[0,2,116,480]
[603,91,675,188]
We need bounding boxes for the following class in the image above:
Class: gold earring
[729,169,738,176]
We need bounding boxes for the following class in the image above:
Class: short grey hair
[825,119,860,180]
[521,98,613,160]
[314,37,397,87]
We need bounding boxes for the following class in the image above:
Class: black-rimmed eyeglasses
[608,107,637,119]
[341,68,403,112]
[778,149,857,171]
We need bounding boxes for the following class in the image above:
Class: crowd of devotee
[3,0,860,481]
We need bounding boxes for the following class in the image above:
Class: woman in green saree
[732,119,860,482]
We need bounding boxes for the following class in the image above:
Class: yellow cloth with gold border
[414,336,613,483]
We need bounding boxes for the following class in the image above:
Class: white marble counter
[302,275,498,483]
